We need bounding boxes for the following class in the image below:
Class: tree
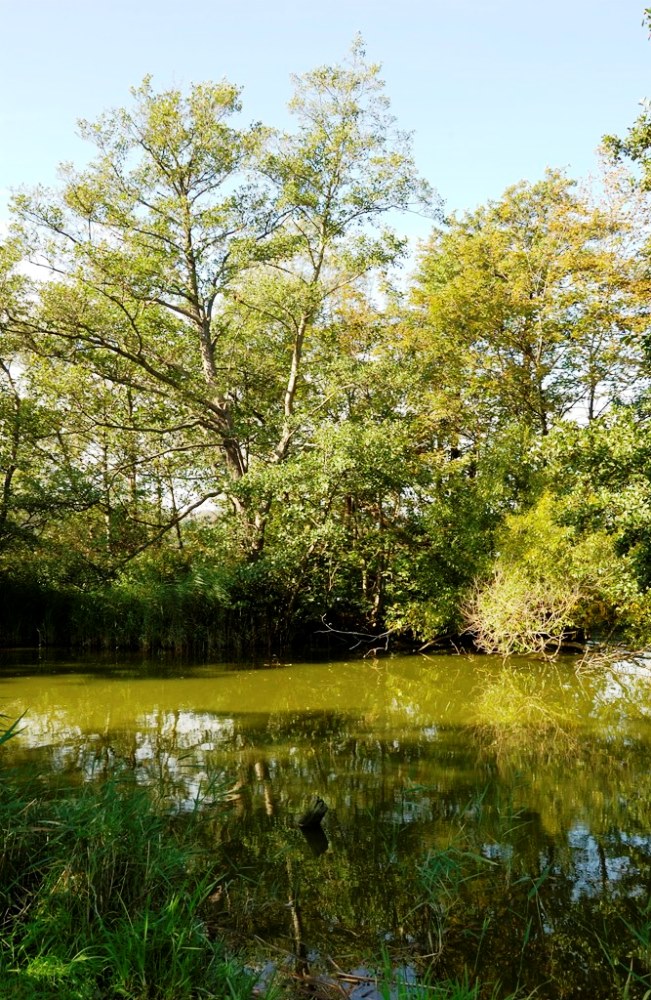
[0,239,100,563]
[410,171,647,440]
[603,2,651,192]
[10,42,433,560]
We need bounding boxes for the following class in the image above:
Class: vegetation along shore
[4,36,651,658]
[4,15,651,999]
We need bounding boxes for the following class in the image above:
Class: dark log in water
[298,796,328,830]
[300,824,329,857]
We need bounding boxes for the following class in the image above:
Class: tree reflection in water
[1,653,651,997]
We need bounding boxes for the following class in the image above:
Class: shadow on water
[2,651,651,997]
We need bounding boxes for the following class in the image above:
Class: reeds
[0,767,259,999]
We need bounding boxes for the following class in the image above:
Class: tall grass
[377,962,531,1000]
[0,764,262,1000]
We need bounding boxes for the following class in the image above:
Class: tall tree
[10,43,433,558]
[410,171,647,441]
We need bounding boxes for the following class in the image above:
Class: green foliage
[411,170,646,438]
[465,492,628,654]
[0,713,24,747]
[2,47,651,654]
[540,412,651,645]
[0,774,261,1000]
[384,427,541,643]
[7,42,433,572]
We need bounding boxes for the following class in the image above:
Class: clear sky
[1,0,650,239]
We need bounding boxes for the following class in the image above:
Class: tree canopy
[2,44,651,655]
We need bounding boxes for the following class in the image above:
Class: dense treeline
[3,43,651,655]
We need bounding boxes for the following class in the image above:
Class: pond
[2,650,651,998]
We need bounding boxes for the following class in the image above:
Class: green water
[2,650,651,997]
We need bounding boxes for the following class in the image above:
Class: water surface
[2,651,651,997]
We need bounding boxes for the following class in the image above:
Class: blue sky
[1,0,650,239]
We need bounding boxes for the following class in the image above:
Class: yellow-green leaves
[412,170,647,438]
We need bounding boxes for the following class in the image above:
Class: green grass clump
[0,770,260,1000]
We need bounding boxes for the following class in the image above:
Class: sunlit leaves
[411,170,647,438]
